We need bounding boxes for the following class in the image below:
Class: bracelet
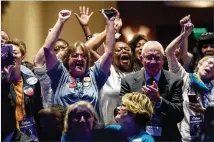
[86,35,93,40]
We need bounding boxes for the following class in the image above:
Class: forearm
[165,32,187,57]
[82,25,92,40]
[44,19,65,51]
[85,29,106,51]
[99,22,115,73]
[34,19,65,67]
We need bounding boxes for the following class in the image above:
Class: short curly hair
[122,92,154,127]
[5,39,26,57]
[61,42,91,71]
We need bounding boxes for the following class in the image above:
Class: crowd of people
[1,6,214,142]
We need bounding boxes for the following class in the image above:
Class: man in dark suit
[120,41,184,141]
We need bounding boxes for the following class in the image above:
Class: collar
[145,70,161,82]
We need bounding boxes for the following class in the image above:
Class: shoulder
[133,133,154,142]
[105,124,121,131]
[163,69,183,83]
[122,70,143,81]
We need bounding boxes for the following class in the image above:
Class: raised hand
[180,15,191,29]
[58,10,71,23]
[74,6,93,26]
[113,8,122,33]
[183,22,194,37]
[189,102,205,114]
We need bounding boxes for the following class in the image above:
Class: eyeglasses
[141,55,163,61]
[54,45,67,51]
[70,53,87,59]
[116,47,130,52]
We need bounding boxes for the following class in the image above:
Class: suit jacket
[120,68,184,141]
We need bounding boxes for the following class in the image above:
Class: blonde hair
[122,92,154,126]
[194,56,214,73]
[63,101,99,134]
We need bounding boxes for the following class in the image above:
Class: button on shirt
[47,59,110,115]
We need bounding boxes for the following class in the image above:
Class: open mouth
[205,51,214,56]
[204,68,210,74]
[75,61,84,69]
[120,54,130,64]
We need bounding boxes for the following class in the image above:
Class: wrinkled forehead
[143,46,163,56]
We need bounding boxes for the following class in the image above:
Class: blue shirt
[48,59,109,114]
[106,125,155,142]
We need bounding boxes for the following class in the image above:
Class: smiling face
[200,44,214,57]
[141,41,164,77]
[197,57,214,81]
[113,41,132,72]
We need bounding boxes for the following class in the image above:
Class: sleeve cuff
[115,33,121,39]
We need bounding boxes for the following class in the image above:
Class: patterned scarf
[189,73,212,108]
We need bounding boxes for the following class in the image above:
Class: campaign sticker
[83,77,91,82]
[26,77,38,85]
[69,82,76,88]
[24,86,34,96]
[83,82,90,87]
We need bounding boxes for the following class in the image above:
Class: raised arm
[179,15,193,64]
[74,6,93,41]
[34,10,71,69]
[98,7,117,73]
[85,8,123,57]
[42,10,71,72]
[165,23,194,58]
[85,29,106,51]
[165,23,194,75]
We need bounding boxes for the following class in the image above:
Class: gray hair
[141,41,164,56]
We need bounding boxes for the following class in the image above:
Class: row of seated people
[1,6,214,142]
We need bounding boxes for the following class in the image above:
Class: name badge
[190,115,203,136]
[146,112,162,136]
[146,125,162,136]
[19,117,38,141]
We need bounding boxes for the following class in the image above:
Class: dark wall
[118,1,214,49]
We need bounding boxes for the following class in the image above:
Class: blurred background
[1,1,214,62]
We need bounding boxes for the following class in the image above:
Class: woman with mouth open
[165,22,214,141]
[34,9,116,117]
[99,40,140,126]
